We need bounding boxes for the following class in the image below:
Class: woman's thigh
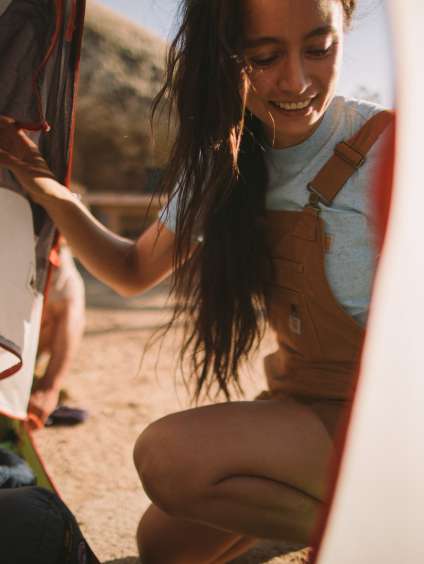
[135,397,337,503]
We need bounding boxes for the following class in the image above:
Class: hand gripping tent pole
[0,0,85,420]
[311,1,424,562]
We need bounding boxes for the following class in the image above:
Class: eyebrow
[244,25,337,48]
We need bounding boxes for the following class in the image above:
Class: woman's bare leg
[134,397,338,564]
[137,504,256,564]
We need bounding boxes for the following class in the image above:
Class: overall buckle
[305,189,323,212]
[334,142,365,169]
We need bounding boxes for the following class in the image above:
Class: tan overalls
[262,111,393,438]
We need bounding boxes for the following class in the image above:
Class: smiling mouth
[271,98,316,111]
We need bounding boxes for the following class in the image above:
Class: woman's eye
[249,54,279,68]
[306,44,335,59]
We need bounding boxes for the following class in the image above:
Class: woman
[0,0,392,562]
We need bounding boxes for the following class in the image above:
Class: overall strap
[307,110,394,207]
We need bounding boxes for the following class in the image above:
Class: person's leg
[29,271,85,427]
[134,397,339,564]
[138,504,257,564]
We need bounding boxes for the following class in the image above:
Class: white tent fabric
[0,187,36,375]
[0,0,85,420]
[0,187,44,418]
[0,295,43,419]
[315,1,424,562]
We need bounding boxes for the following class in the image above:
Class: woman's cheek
[246,89,265,118]
[245,76,273,116]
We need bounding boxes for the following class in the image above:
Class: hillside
[73,1,173,194]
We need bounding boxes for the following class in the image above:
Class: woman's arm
[35,187,176,297]
[0,117,179,297]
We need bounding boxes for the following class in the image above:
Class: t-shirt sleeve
[158,191,179,233]
[158,191,204,243]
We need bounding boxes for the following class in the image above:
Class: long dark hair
[153,0,357,400]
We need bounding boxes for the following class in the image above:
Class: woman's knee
[133,414,201,517]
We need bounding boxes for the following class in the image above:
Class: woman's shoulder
[332,96,392,174]
[332,95,390,136]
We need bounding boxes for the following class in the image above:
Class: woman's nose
[278,53,310,95]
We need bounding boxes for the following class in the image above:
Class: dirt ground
[35,272,312,564]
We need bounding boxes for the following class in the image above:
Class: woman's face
[243,0,345,148]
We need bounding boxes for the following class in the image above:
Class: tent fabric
[0,415,57,490]
[0,0,85,292]
[0,0,85,415]
[313,1,424,562]
[0,292,43,419]
[0,189,37,382]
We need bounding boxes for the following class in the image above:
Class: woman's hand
[0,116,61,205]
[0,118,177,297]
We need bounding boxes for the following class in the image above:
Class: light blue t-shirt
[160,96,388,326]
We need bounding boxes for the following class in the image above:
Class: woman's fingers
[0,118,26,160]
[0,117,54,181]
[0,116,38,157]
[0,115,16,128]
[0,147,21,170]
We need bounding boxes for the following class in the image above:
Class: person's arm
[0,117,182,296]
[32,188,176,296]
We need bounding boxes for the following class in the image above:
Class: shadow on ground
[103,543,309,564]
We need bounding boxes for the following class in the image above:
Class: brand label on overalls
[289,304,302,335]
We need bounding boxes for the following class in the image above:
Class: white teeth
[274,100,311,111]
